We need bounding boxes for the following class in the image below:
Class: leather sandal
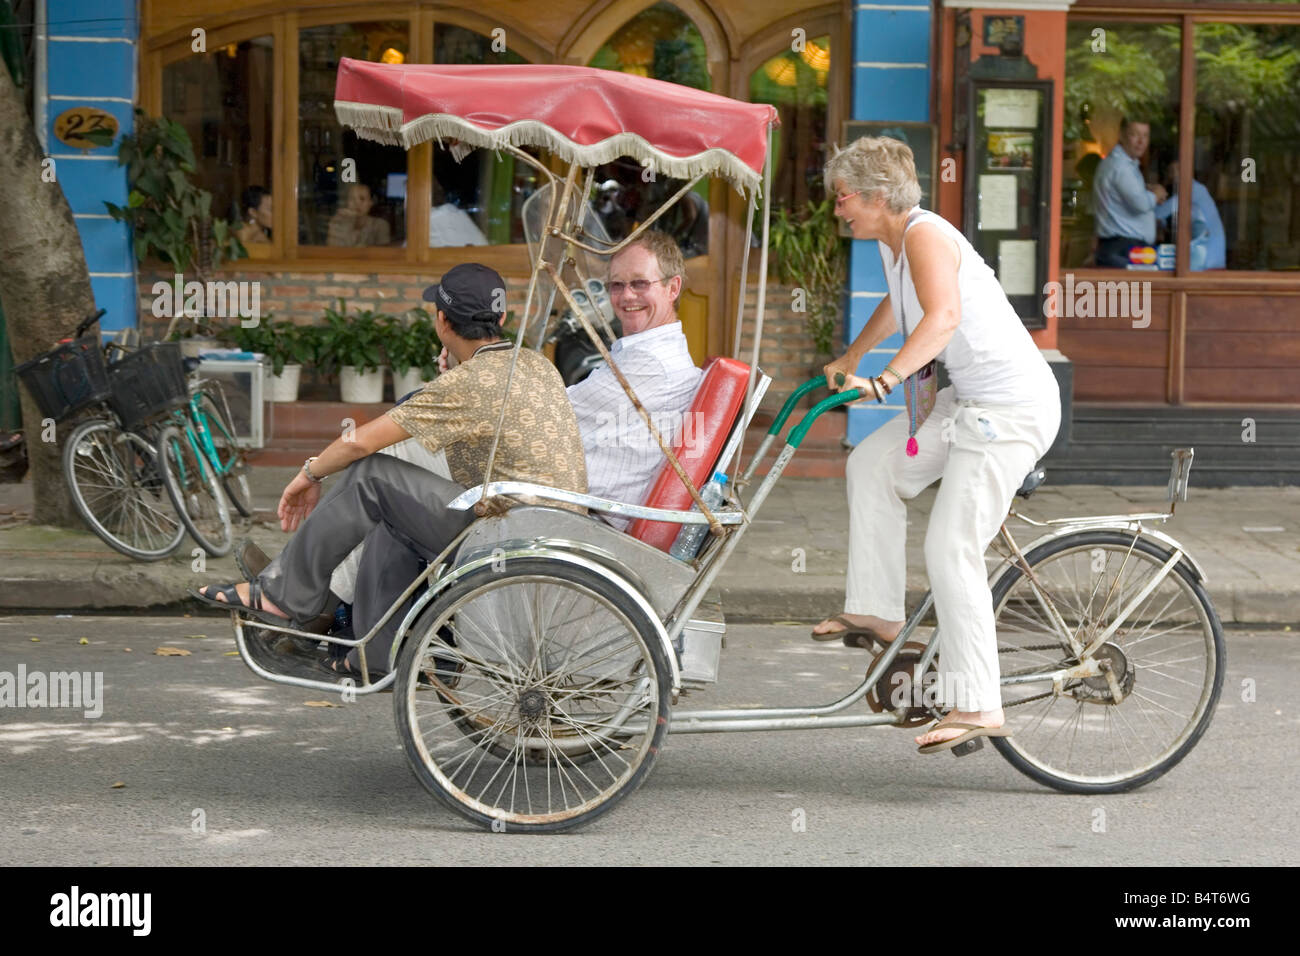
[190,580,289,627]
[916,721,1012,755]
[810,614,887,651]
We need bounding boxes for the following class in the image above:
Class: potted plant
[100,111,246,350]
[768,198,847,396]
[383,308,441,398]
[223,318,318,402]
[319,300,388,403]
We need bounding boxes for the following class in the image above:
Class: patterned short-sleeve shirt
[388,343,588,504]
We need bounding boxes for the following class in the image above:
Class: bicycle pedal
[951,737,984,757]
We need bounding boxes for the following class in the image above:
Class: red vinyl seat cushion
[626,356,750,552]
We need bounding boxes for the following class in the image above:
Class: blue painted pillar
[42,0,138,333]
[845,0,932,446]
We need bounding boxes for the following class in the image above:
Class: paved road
[1,615,1296,865]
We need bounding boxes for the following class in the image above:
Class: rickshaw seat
[627,356,750,552]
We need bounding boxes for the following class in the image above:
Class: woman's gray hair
[824,136,922,213]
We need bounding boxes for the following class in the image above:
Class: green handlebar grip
[766,375,829,436]
[788,389,864,447]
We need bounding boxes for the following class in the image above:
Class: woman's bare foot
[914,709,1005,747]
[811,613,903,643]
[200,581,288,619]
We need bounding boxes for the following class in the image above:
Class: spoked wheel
[61,418,186,561]
[990,530,1224,794]
[156,423,233,557]
[195,388,253,518]
[394,557,672,833]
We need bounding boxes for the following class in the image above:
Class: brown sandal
[810,614,886,651]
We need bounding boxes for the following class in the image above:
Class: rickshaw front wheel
[393,557,673,833]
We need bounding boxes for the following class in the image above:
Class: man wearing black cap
[194,263,588,675]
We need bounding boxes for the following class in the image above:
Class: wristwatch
[303,457,324,483]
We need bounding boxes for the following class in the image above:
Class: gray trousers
[257,454,473,670]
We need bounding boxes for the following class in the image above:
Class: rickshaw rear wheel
[393,557,672,833]
[988,531,1224,794]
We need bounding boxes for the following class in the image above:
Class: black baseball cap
[422,263,506,322]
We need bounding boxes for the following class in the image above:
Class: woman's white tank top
[878,208,1057,407]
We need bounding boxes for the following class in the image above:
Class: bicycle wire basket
[106,342,189,430]
[14,335,112,423]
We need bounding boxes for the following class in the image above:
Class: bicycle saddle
[1016,466,1047,499]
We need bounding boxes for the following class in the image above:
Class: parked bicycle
[153,368,251,557]
[17,310,249,560]
[17,310,185,560]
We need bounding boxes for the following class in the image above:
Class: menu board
[964,80,1053,329]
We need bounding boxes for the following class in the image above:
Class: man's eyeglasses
[608,276,674,296]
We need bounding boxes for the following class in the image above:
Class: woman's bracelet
[883,363,904,387]
[874,375,891,396]
[867,377,884,403]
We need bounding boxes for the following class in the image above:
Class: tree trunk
[0,58,98,526]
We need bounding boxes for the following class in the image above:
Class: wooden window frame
[144,7,550,277]
[1066,9,1300,282]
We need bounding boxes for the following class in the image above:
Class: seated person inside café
[234,185,272,245]
[231,231,705,674]
[1091,118,1169,267]
[1155,159,1226,271]
[193,262,588,676]
[326,182,392,247]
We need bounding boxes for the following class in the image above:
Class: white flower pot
[392,367,435,399]
[266,364,302,403]
[340,365,386,403]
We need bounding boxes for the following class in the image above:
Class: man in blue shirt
[1155,160,1226,270]
[1092,118,1168,267]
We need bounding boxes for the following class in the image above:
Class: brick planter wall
[135,269,845,414]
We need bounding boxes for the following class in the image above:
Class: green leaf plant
[381,308,442,380]
[102,110,246,338]
[220,316,321,377]
[768,198,847,358]
[318,299,388,375]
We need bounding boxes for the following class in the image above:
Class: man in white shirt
[567,230,703,529]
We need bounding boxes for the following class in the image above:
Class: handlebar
[74,309,106,339]
[739,373,868,485]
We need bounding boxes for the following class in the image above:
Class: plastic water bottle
[669,472,728,561]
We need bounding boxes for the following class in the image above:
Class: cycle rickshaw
[228,61,1224,833]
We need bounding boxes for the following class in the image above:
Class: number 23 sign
[53,107,119,149]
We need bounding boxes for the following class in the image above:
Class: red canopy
[334,60,778,195]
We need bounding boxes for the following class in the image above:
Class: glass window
[1195,24,1300,271]
[428,24,538,247]
[299,22,409,248]
[163,36,273,246]
[749,35,831,211]
[1061,22,1180,269]
[587,3,712,258]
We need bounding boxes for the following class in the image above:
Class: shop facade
[24,0,1300,479]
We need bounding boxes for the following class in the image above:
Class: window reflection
[587,3,711,258]
[1195,24,1300,271]
[299,22,408,247]
[163,36,273,239]
[429,25,538,246]
[1061,22,1180,269]
[750,35,831,211]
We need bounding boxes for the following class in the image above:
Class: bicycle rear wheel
[61,418,185,561]
[157,423,233,557]
[990,530,1224,794]
[194,388,252,517]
